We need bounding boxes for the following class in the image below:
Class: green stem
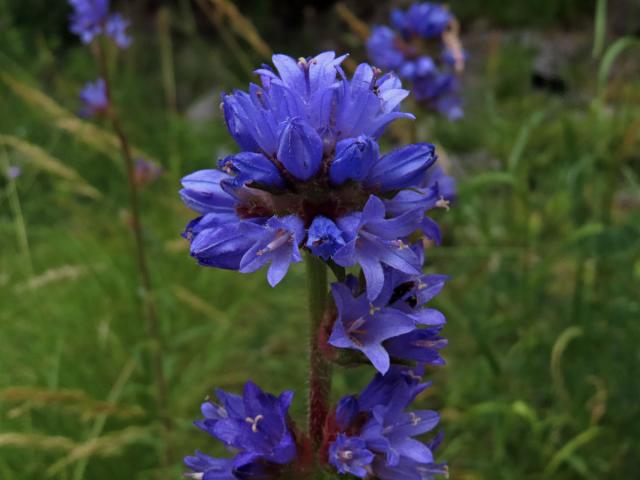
[305,253,332,452]
[2,145,33,277]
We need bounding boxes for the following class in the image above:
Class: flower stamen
[245,414,264,433]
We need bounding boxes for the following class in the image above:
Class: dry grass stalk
[0,385,143,420]
[0,433,75,452]
[194,0,255,76]
[172,284,225,318]
[12,264,103,293]
[47,426,155,475]
[208,0,272,58]
[335,3,371,41]
[443,18,466,73]
[72,358,139,480]
[0,134,102,199]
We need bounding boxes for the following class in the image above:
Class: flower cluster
[328,366,448,479]
[181,52,450,290]
[186,382,297,480]
[69,0,131,49]
[182,52,451,479]
[366,2,464,119]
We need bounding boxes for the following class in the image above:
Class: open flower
[329,282,416,374]
[187,382,297,480]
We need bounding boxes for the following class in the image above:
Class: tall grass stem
[2,144,34,277]
[95,40,173,469]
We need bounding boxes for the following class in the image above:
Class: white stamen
[245,414,264,433]
[394,239,408,250]
[339,450,354,460]
[257,230,290,256]
[436,196,450,210]
[409,412,421,426]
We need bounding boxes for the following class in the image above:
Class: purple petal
[277,117,323,180]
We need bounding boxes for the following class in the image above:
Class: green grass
[1,2,640,479]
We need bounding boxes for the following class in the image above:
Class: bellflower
[329,281,416,374]
[68,0,131,49]
[180,51,447,296]
[329,434,375,477]
[186,382,297,479]
[328,247,447,372]
[182,51,452,480]
[306,216,346,260]
[391,3,452,39]
[79,78,109,117]
[366,2,465,119]
[328,366,447,479]
[239,215,305,287]
[333,195,422,301]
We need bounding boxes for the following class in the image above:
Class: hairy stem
[95,41,172,468]
[305,253,332,452]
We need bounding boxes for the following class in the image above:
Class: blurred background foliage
[1,0,639,479]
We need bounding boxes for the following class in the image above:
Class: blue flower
[277,117,324,181]
[187,381,297,479]
[104,13,131,49]
[385,326,448,365]
[306,216,346,260]
[366,3,464,119]
[69,0,109,44]
[328,367,447,480]
[329,281,416,374]
[329,135,378,186]
[239,216,305,287]
[180,52,446,298]
[365,143,437,192]
[371,456,448,480]
[184,451,235,479]
[329,434,375,478]
[366,26,405,71]
[189,222,264,270]
[392,3,453,39]
[68,0,131,48]
[357,365,430,413]
[413,73,463,120]
[179,169,243,229]
[79,78,108,117]
[333,196,422,301]
[219,152,286,189]
[329,244,448,372]
[424,166,457,204]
